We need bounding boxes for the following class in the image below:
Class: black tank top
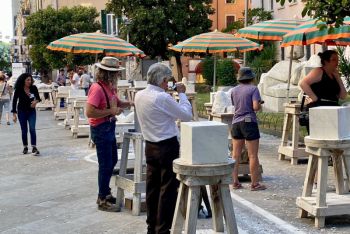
[310,68,340,102]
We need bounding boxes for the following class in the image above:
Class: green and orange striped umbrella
[281,17,350,47]
[169,31,261,90]
[169,30,262,53]
[47,32,145,57]
[237,20,304,41]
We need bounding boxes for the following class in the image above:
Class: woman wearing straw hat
[230,67,266,191]
[86,57,133,212]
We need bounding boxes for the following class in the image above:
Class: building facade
[36,0,108,13]
[11,0,109,74]
[11,0,35,66]
[251,0,306,20]
[209,0,247,31]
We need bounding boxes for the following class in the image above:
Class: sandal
[232,182,243,190]
[251,183,266,191]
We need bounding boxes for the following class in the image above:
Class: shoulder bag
[299,93,309,127]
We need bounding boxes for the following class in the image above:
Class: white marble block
[180,121,228,164]
[310,106,350,140]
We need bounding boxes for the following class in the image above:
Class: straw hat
[95,57,125,71]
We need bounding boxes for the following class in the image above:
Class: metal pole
[243,0,248,66]
[213,55,217,91]
[115,17,119,37]
[127,29,130,80]
[286,45,294,103]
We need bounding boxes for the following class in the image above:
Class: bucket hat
[95,57,125,71]
[237,67,255,81]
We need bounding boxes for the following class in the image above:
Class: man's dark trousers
[145,136,179,234]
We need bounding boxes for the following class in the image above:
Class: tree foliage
[247,8,273,26]
[337,46,350,88]
[106,0,214,59]
[0,42,11,72]
[247,43,277,83]
[277,0,350,27]
[26,6,100,71]
[217,59,237,86]
[202,56,214,86]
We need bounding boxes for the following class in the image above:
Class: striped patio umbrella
[237,20,304,41]
[169,31,262,89]
[47,32,145,57]
[169,30,262,53]
[281,17,350,47]
[280,17,350,101]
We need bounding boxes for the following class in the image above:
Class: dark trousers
[83,87,89,96]
[90,121,118,198]
[18,109,37,146]
[145,136,180,234]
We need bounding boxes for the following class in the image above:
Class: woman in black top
[299,50,347,106]
[299,50,347,133]
[12,73,41,155]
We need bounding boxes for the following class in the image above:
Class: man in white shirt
[80,70,91,95]
[134,63,192,234]
[70,69,82,89]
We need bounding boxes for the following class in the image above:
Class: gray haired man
[134,63,192,234]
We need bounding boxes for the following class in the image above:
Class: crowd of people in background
[56,67,92,94]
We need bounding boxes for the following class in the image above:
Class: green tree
[106,0,214,59]
[277,0,350,27]
[217,59,237,86]
[247,43,277,82]
[337,46,350,88]
[25,6,100,71]
[0,42,11,72]
[202,56,214,86]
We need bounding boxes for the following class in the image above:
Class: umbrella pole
[213,54,217,91]
[286,45,294,103]
[95,54,98,63]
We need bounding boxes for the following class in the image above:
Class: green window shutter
[101,10,107,33]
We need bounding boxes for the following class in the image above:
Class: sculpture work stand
[278,103,307,165]
[54,92,68,120]
[297,137,350,228]
[36,89,55,110]
[171,159,238,234]
[71,98,89,138]
[115,132,145,215]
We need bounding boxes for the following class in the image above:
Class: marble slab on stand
[310,106,350,140]
[180,121,228,164]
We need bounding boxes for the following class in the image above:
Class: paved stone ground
[0,110,350,233]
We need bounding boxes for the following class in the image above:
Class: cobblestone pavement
[0,111,349,233]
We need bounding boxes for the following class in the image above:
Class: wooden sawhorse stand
[71,97,89,138]
[278,103,307,165]
[171,159,238,234]
[115,132,145,215]
[54,87,70,120]
[36,88,55,110]
[297,137,350,228]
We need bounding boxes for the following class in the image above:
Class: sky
[0,0,13,42]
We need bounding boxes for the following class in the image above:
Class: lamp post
[123,17,131,80]
[243,0,248,66]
